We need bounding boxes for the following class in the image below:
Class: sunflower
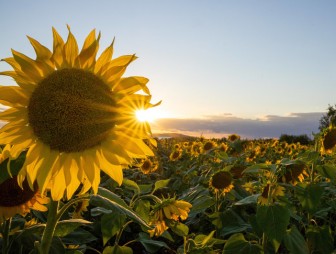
[203,140,217,152]
[169,149,182,161]
[280,163,309,185]
[0,26,158,200]
[190,141,203,156]
[228,134,240,142]
[0,175,49,221]
[209,170,234,195]
[148,198,192,237]
[139,157,158,174]
[258,183,285,206]
[321,127,336,154]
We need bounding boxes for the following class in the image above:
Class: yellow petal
[114,76,150,95]
[27,36,53,60]
[50,166,66,200]
[64,25,79,67]
[0,86,29,107]
[37,149,58,194]
[51,27,65,69]
[11,49,43,82]
[94,39,114,74]
[78,29,100,70]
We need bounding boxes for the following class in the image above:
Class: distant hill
[152,132,196,140]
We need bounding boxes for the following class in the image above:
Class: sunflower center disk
[28,68,117,152]
[0,176,37,206]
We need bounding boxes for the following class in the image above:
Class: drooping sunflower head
[209,170,234,195]
[0,26,159,200]
[258,183,286,206]
[321,127,336,154]
[281,163,308,185]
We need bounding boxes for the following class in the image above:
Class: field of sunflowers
[0,26,335,254]
[1,130,336,254]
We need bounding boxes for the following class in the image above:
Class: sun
[136,108,159,122]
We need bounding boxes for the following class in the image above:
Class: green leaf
[138,232,170,253]
[234,194,258,206]
[220,209,251,236]
[103,245,133,254]
[135,199,151,224]
[122,178,140,195]
[61,228,97,245]
[222,233,263,254]
[256,205,290,245]
[193,230,225,248]
[306,225,334,254]
[243,164,269,174]
[101,213,126,245]
[189,194,215,216]
[54,219,92,237]
[167,221,189,237]
[295,183,324,213]
[90,188,151,230]
[97,187,129,207]
[152,179,170,193]
[139,184,153,194]
[283,225,309,254]
[316,164,336,181]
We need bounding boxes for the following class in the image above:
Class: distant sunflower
[0,26,158,200]
[0,176,49,221]
[190,142,203,156]
[209,170,234,195]
[140,157,158,174]
[203,140,217,152]
[169,149,182,161]
[228,134,240,142]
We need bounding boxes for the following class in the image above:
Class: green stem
[39,200,59,254]
[2,217,12,254]
[56,196,90,221]
[114,221,133,246]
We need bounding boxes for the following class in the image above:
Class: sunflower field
[0,129,336,254]
[0,27,336,254]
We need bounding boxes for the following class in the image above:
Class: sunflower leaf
[91,187,152,230]
[54,219,92,237]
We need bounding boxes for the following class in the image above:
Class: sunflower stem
[2,217,12,254]
[39,200,59,254]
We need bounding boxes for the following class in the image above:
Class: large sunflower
[0,26,158,200]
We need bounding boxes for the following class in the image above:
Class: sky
[0,1,335,138]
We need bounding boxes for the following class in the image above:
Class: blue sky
[1,1,335,138]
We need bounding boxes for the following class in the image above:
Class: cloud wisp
[151,112,324,139]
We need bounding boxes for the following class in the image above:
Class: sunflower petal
[27,36,53,60]
[78,29,100,70]
[0,86,29,107]
[51,27,65,69]
[94,39,114,74]
[64,25,79,67]
[11,49,43,82]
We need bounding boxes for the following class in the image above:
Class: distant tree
[319,104,336,131]
[279,134,312,145]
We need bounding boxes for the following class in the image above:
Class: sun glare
[136,108,158,122]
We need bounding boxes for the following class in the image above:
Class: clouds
[0,111,324,140]
[152,112,323,139]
